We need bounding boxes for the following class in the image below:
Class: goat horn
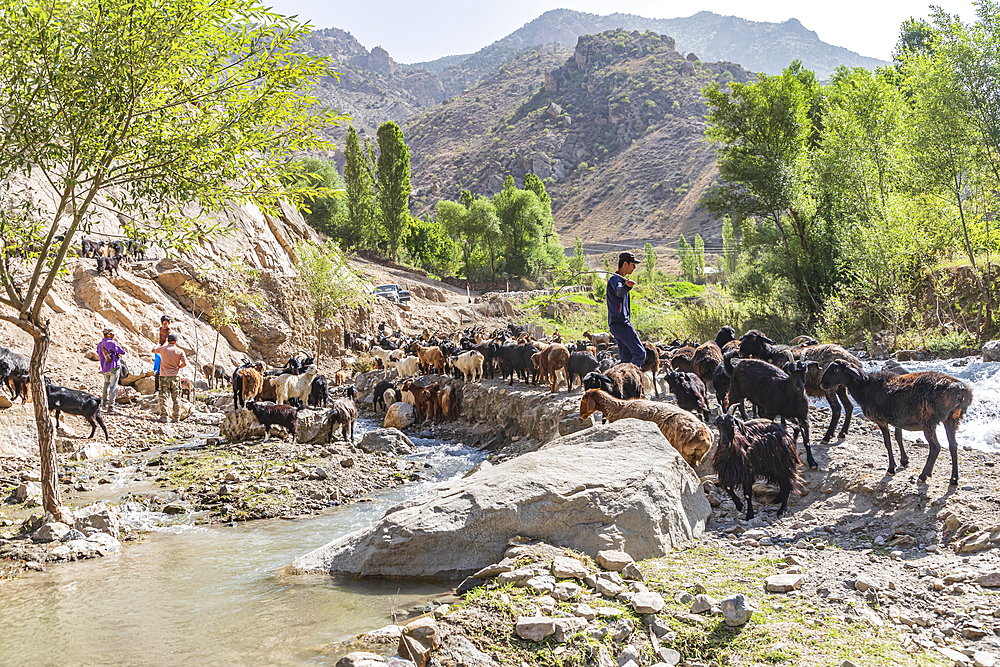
[789,335,814,344]
[726,404,739,416]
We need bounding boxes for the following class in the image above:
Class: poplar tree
[376,121,412,260]
[343,126,380,250]
[694,234,706,280]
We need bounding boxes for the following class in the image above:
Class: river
[0,420,485,667]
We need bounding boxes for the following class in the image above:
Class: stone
[937,647,971,665]
[360,624,402,643]
[32,522,72,543]
[515,617,555,642]
[162,503,187,515]
[573,604,596,620]
[553,616,588,642]
[86,532,122,553]
[977,572,1000,587]
[383,402,415,430]
[595,577,624,598]
[622,562,644,581]
[631,592,665,614]
[474,558,514,579]
[597,550,634,572]
[291,420,710,578]
[402,617,440,650]
[115,386,140,404]
[73,503,121,540]
[559,413,595,437]
[657,648,681,666]
[68,442,121,461]
[854,575,879,592]
[618,646,639,666]
[0,394,11,409]
[61,529,86,542]
[553,581,582,601]
[963,626,988,640]
[336,652,387,667]
[14,481,41,504]
[295,409,339,445]
[340,458,355,468]
[220,408,266,441]
[553,555,589,580]
[359,428,415,455]
[526,574,556,595]
[982,340,1000,362]
[959,532,993,554]
[690,594,717,613]
[766,574,806,593]
[974,651,996,667]
[606,619,634,642]
[719,593,754,627]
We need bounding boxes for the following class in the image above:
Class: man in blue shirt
[606,251,646,368]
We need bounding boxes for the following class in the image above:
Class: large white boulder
[983,340,1000,362]
[383,402,415,430]
[289,419,710,578]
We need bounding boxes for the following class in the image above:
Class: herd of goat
[3,235,148,278]
[0,318,976,522]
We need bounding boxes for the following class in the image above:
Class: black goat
[565,352,599,391]
[472,341,500,379]
[713,414,803,521]
[0,346,30,400]
[727,358,818,470]
[328,386,357,443]
[372,379,397,414]
[308,375,329,408]
[820,361,973,485]
[497,342,538,386]
[81,238,100,258]
[582,363,643,400]
[45,378,108,440]
[96,255,121,277]
[664,370,711,421]
[245,400,297,441]
[738,330,794,367]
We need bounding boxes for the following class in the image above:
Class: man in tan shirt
[151,332,187,422]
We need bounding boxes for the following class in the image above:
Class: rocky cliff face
[406,30,750,244]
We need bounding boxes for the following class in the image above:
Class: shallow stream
[0,419,485,666]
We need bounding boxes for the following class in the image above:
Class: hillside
[413,8,885,97]
[405,30,751,246]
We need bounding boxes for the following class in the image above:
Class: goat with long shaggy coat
[233,365,264,409]
[579,389,713,468]
[821,360,973,485]
[713,413,803,521]
[328,387,357,443]
[664,370,711,422]
[274,365,319,406]
[582,363,643,400]
[246,401,297,442]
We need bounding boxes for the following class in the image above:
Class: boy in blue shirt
[606,251,646,368]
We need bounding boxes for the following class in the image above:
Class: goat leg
[724,486,744,514]
[95,412,108,440]
[878,424,898,475]
[743,480,755,521]
[837,385,853,439]
[919,424,942,483]
[943,417,960,486]
[895,427,909,467]
[775,478,792,518]
[819,388,841,443]
[801,420,816,470]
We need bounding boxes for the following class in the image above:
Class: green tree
[296,240,368,362]
[375,121,412,260]
[284,158,349,243]
[402,215,457,275]
[642,242,656,283]
[492,176,550,279]
[438,195,501,280]
[694,234,705,280]
[678,235,696,282]
[343,126,381,251]
[0,0,339,520]
[568,237,586,276]
[721,216,738,275]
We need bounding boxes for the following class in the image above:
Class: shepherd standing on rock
[152,332,186,423]
[97,327,127,414]
[606,251,646,368]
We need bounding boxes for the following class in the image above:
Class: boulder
[0,394,11,409]
[32,522,72,543]
[336,653,386,667]
[115,386,140,404]
[290,419,710,578]
[515,617,555,642]
[766,574,806,593]
[359,428,415,455]
[296,408,335,445]
[220,408,266,442]
[982,340,1000,362]
[720,593,753,627]
[632,592,665,614]
[596,550,634,572]
[383,402,415,430]
[15,481,42,504]
[553,555,589,580]
[73,503,121,540]
[68,442,121,461]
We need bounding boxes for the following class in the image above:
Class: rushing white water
[863,358,1000,452]
[0,419,486,667]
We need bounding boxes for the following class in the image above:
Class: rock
[690,594,717,613]
[959,532,993,553]
[360,624,402,643]
[68,442,121,461]
[553,616,588,642]
[982,340,1000,362]
[526,574,556,595]
[0,394,12,409]
[854,575,879,592]
[73,503,121,540]
[974,651,996,667]
[291,420,710,578]
[296,409,338,445]
[32,522,72,543]
[162,503,186,515]
[963,626,989,640]
[622,562,643,581]
[553,555,589,580]
[360,428,415,455]
[340,458,355,468]
[398,635,429,667]
[618,646,639,666]
[473,557,514,579]
[559,413,595,437]
[657,647,681,666]
[631,592,665,614]
[937,647,971,665]
[553,581,582,601]
[383,402,415,430]
[14,481,42,504]
[573,603,596,620]
[61,529,86,542]
[719,593,753,627]
[595,577,624,598]
[766,574,806,593]
[606,619,634,642]
[213,395,235,411]
[336,652,386,667]
[976,572,1000,587]
[86,532,122,553]
[402,616,440,650]
[115,386,140,404]
[515,616,555,642]
[597,550,634,572]
[220,408,266,442]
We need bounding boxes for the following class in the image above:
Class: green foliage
[721,215,738,275]
[642,242,656,283]
[376,121,412,260]
[693,234,705,280]
[401,215,458,275]
[296,240,368,360]
[678,235,695,282]
[344,126,382,251]
[283,158,348,242]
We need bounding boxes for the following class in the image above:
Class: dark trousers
[609,322,646,368]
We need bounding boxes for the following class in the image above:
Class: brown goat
[234,365,264,409]
[437,384,458,421]
[414,344,446,375]
[532,343,570,392]
[669,346,697,374]
[692,341,723,387]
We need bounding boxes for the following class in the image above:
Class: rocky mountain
[405,30,750,245]
[411,9,886,96]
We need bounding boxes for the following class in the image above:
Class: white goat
[274,364,319,406]
[396,355,421,379]
[450,350,485,382]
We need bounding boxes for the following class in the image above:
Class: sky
[265,0,978,64]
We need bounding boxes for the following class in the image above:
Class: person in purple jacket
[97,327,127,414]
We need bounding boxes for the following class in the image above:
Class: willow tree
[0,0,341,520]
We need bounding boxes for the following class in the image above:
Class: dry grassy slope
[406,30,749,246]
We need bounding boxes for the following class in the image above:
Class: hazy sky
[266,1,978,63]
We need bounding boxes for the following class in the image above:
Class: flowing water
[0,420,486,667]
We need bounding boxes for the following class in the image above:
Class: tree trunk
[29,324,65,522]
[210,330,220,391]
